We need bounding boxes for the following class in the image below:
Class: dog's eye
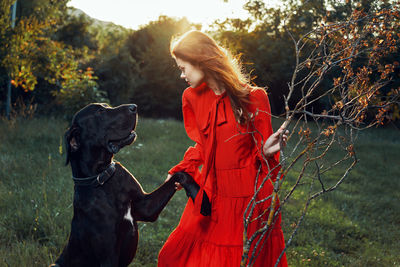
[96,108,106,114]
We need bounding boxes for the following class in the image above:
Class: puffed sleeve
[168,90,204,183]
[251,88,281,182]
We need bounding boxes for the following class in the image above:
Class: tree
[213,0,398,117]
[125,16,200,118]
[238,2,400,266]
[0,1,105,117]
[88,21,135,106]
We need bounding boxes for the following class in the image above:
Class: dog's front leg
[132,178,177,222]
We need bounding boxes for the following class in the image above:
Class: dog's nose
[129,104,137,113]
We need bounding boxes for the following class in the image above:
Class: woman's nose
[180,72,185,79]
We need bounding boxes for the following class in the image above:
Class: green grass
[0,117,399,266]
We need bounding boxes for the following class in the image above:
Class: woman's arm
[263,125,288,158]
[167,89,204,185]
[168,143,203,179]
[252,88,287,180]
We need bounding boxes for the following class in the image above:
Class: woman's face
[175,57,205,88]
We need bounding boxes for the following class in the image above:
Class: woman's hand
[263,123,289,158]
[165,173,183,190]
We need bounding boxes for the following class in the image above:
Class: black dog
[50,103,210,267]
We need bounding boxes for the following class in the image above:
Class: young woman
[158,30,288,267]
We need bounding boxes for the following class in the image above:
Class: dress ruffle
[158,190,287,267]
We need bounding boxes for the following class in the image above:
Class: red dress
[158,82,288,267]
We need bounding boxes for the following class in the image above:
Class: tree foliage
[124,16,200,117]
[212,0,399,118]
[1,0,398,121]
[0,0,104,117]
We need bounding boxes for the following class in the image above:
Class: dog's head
[65,103,138,165]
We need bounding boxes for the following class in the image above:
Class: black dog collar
[72,162,116,187]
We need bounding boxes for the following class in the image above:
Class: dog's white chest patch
[124,206,134,227]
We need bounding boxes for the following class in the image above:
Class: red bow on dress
[194,89,227,222]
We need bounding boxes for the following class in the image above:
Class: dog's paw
[171,171,191,185]
[171,172,198,198]
[172,172,212,216]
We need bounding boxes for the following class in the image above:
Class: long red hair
[170,30,252,124]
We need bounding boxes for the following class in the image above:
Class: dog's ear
[64,125,80,165]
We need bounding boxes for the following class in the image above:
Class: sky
[67,0,277,30]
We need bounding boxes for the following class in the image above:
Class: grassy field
[0,116,399,266]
